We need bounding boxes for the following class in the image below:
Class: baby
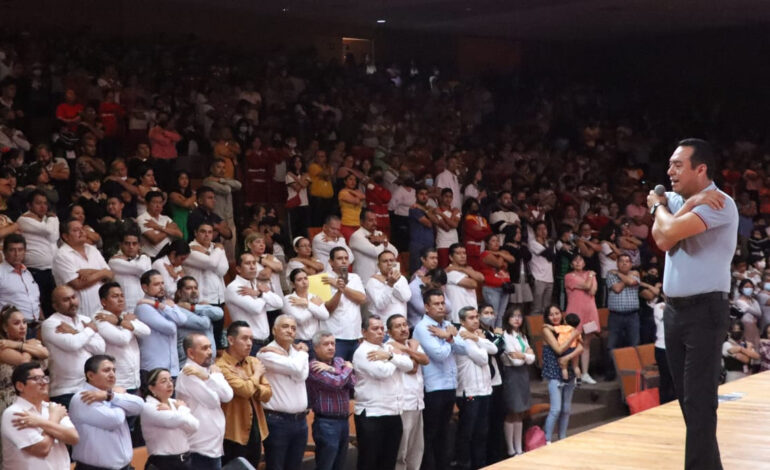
[546,313,583,382]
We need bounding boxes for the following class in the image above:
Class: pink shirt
[148,126,182,159]
[625,203,649,239]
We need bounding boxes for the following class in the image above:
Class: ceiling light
[376,19,386,24]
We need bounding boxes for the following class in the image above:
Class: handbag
[285,193,302,209]
[524,424,547,451]
[626,371,660,414]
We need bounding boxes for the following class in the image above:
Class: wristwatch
[650,202,663,216]
[105,389,114,402]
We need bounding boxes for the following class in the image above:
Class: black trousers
[353,412,402,470]
[654,346,676,404]
[486,385,506,464]
[223,409,262,468]
[455,395,490,470]
[28,267,55,318]
[421,389,455,470]
[664,294,729,470]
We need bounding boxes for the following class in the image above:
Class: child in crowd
[545,312,583,381]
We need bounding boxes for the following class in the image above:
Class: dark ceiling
[209,0,770,40]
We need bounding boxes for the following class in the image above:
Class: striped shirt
[306,357,356,417]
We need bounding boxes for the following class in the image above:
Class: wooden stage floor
[485,371,770,469]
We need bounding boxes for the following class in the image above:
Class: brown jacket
[217,350,272,444]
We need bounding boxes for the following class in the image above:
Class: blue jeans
[264,412,309,470]
[544,379,576,442]
[482,286,509,328]
[313,417,349,470]
[607,310,641,350]
[334,339,359,362]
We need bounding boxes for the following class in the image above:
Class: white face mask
[757,260,766,270]
[742,287,755,297]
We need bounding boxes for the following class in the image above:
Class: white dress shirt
[69,384,144,469]
[0,261,41,321]
[353,340,414,416]
[321,272,365,340]
[141,396,199,456]
[1,397,74,470]
[108,253,151,313]
[502,331,536,366]
[175,361,234,458]
[388,186,415,217]
[17,212,58,270]
[528,238,554,283]
[151,256,184,299]
[281,293,329,341]
[445,271,478,323]
[386,340,425,411]
[454,327,497,397]
[95,310,151,390]
[489,209,520,233]
[312,232,355,273]
[41,313,106,396]
[225,275,283,340]
[136,212,174,257]
[257,341,309,413]
[365,275,412,325]
[183,241,228,304]
[52,243,110,318]
[435,169,461,209]
[349,226,398,282]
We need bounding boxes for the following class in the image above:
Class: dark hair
[137,163,154,179]
[503,307,527,335]
[448,242,464,257]
[0,305,22,338]
[386,314,406,331]
[441,187,453,197]
[565,313,581,328]
[458,306,477,322]
[678,138,716,179]
[738,278,755,291]
[598,223,617,242]
[120,228,141,242]
[26,188,48,206]
[2,233,25,252]
[329,246,348,260]
[729,318,744,338]
[237,252,255,266]
[359,208,372,224]
[324,214,340,226]
[377,250,396,262]
[176,275,196,293]
[196,186,215,199]
[543,304,564,326]
[145,190,164,204]
[426,267,447,286]
[12,362,42,394]
[99,281,122,299]
[420,246,438,259]
[362,314,382,331]
[84,354,115,378]
[143,367,170,398]
[227,320,250,338]
[171,171,193,197]
[182,332,206,354]
[422,288,444,306]
[83,171,101,183]
[617,253,632,264]
[157,239,191,259]
[140,269,161,286]
[289,268,307,284]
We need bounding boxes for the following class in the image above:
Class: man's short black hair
[176,275,197,293]
[362,314,382,331]
[11,362,42,394]
[422,288,444,305]
[227,320,250,338]
[678,138,716,180]
[565,313,581,328]
[420,246,438,259]
[145,190,164,204]
[196,186,215,199]
[140,269,161,286]
[329,246,348,260]
[99,281,122,299]
[26,188,48,206]
[386,313,406,331]
[3,233,25,252]
[84,354,115,377]
[448,243,463,257]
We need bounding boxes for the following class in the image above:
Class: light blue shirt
[663,182,738,297]
[70,384,144,469]
[135,298,187,375]
[177,304,223,366]
[413,315,465,392]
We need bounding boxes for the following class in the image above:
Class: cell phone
[393,262,401,274]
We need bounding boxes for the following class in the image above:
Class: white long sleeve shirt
[140,396,199,456]
[445,271,478,323]
[454,327,497,397]
[225,275,283,340]
[353,340,414,416]
[281,293,329,341]
[0,261,41,322]
[349,227,398,283]
[41,313,106,396]
[52,243,110,318]
[386,339,425,411]
[175,361,234,458]
[257,341,309,413]
[95,311,151,390]
[136,212,174,258]
[183,241,228,304]
[17,212,58,270]
[322,272,365,340]
[435,169,461,209]
[502,331,536,366]
[108,253,151,313]
[312,232,354,273]
[388,186,416,217]
[365,275,412,325]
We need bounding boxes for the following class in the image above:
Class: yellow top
[308,162,334,198]
[338,188,362,226]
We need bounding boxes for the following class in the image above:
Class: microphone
[654,184,666,196]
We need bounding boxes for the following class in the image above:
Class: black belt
[76,463,132,470]
[314,412,349,420]
[666,291,729,308]
[265,409,309,421]
[147,452,190,463]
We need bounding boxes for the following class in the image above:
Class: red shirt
[55,102,84,130]
[98,102,126,137]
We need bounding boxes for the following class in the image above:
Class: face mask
[480,316,495,327]
[730,332,742,341]
[764,282,770,291]
[742,287,754,297]
[424,178,433,187]
[757,261,766,270]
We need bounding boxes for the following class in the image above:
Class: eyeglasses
[26,375,49,384]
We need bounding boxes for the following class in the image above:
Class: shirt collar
[184,360,208,373]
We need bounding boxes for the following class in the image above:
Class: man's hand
[311,361,335,373]
[386,268,400,286]
[293,342,309,353]
[238,285,260,297]
[80,389,109,404]
[12,410,48,429]
[175,399,187,409]
[459,330,479,342]
[182,365,209,380]
[94,313,119,325]
[344,361,354,370]
[48,402,68,423]
[164,263,180,279]
[156,403,171,411]
[680,189,726,213]
[646,190,667,209]
[310,296,323,306]
[143,219,163,231]
[260,346,288,356]
[367,349,392,362]
[289,296,309,308]
[55,322,78,335]
[252,361,266,379]
[190,245,208,254]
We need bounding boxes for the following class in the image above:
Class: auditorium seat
[398,252,410,276]
[612,346,660,403]
[635,343,657,372]
[308,226,323,241]
[526,315,545,367]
